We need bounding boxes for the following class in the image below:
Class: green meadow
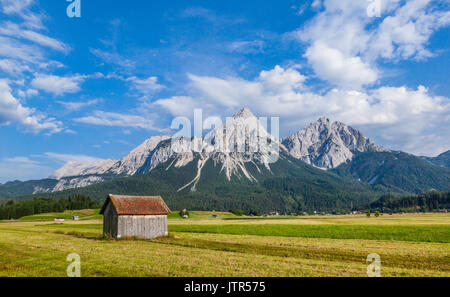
[0,212,448,277]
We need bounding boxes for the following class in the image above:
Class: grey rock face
[108,135,172,175]
[282,118,387,169]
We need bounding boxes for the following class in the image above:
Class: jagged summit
[282,117,388,169]
[317,117,330,123]
[233,107,256,119]
[108,135,171,175]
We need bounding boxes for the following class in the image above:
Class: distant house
[54,217,65,223]
[100,194,171,239]
[180,209,189,219]
[72,216,80,221]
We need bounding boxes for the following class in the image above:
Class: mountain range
[1,107,449,212]
[422,151,450,168]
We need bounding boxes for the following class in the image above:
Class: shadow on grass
[51,230,176,243]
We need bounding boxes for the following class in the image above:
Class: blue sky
[0,0,449,182]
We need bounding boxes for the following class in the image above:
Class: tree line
[0,195,100,220]
[369,191,450,212]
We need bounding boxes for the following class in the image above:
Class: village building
[54,217,65,223]
[100,194,171,239]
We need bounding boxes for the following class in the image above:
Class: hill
[332,151,450,194]
[423,150,450,168]
[0,179,58,200]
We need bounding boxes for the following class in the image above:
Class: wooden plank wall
[117,215,168,239]
[103,202,119,238]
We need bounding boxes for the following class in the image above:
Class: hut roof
[100,195,171,215]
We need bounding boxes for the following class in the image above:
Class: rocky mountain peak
[282,118,387,169]
[51,159,117,180]
[108,135,172,175]
[317,117,330,124]
[233,107,256,120]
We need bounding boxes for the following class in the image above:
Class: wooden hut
[100,194,171,239]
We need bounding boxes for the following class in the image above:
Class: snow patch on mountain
[52,176,107,192]
[51,159,117,179]
[109,136,171,175]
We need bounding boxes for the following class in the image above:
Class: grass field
[16,209,102,222]
[0,212,448,277]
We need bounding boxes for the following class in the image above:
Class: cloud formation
[0,79,62,133]
[57,99,100,111]
[74,110,167,132]
[43,152,100,164]
[293,0,450,88]
[304,41,378,89]
[0,0,74,134]
[0,0,44,29]
[0,155,52,183]
[0,21,69,53]
[31,74,86,96]
[155,65,449,155]
[126,76,165,96]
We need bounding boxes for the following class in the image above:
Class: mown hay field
[0,212,448,277]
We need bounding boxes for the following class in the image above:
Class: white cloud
[0,22,70,53]
[305,41,378,89]
[74,111,167,132]
[4,156,40,165]
[0,35,44,64]
[311,0,322,9]
[0,79,63,134]
[293,0,450,88]
[0,0,34,15]
[90,48,135,69]
[0,0,44,30]
[0,58,31,75]
[0,5,71,136]
[103,73,165,98]
[228,40,265,53]
[57,99,99,111]
[17,88,38,98]
[31,74,86,96]
[259,65,306,94]
[43,152,99,164]
[187,74,260,107]
[127,76,164,95]
[181,6,243,24]
[0,155,52,183]
[369,0,450,61]
[153,96,201,117]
